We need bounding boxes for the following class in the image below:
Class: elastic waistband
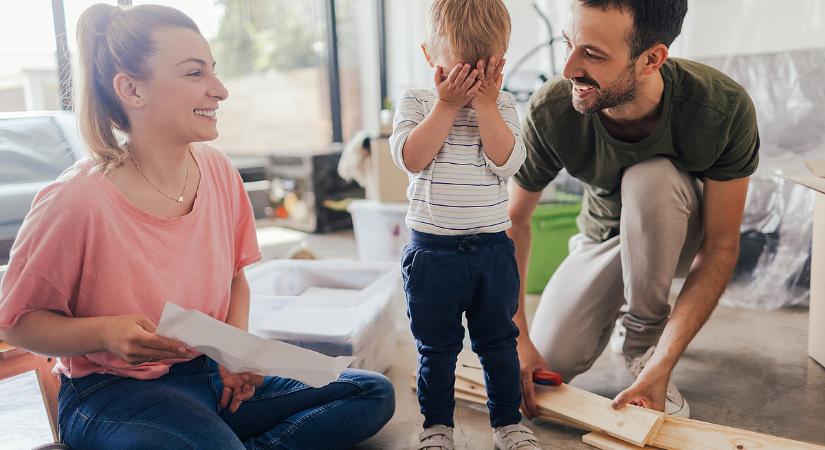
[409,230,510,252]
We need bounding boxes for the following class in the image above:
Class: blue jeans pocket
[69,374,124,402]
[401,245,424,285]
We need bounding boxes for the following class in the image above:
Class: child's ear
[421,44,435,68]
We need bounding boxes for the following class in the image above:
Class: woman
[0,4,394,449]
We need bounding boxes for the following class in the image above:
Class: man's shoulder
[666,58,750,116]
[529,76,575,115]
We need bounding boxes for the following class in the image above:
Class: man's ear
[640,43,669,76]
[421,43,435,68]
[112,73,145,109]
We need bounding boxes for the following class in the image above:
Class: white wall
[540,0,825,59]
[672,0,825,58]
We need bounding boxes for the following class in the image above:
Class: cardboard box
[786,160,825,368]
[366,137,409,203]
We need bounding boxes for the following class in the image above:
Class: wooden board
[650,416,825,450]
[451,366,825,450]
[584,432,659,449]
[411,372,586,430]
[455,352,663,447]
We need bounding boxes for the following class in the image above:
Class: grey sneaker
[493,424,542,449]
[417,425,453,450]
[626,346,690,418]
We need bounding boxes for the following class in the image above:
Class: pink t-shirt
[0,144,262,379]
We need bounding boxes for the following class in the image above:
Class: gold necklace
[130,148,191,203]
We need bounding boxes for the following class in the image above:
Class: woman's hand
[218,365,265,413]
[100,314,192,365]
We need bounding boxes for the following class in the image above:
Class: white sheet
[156,302,354,388]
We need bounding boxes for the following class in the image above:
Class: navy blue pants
[402,230,522,428]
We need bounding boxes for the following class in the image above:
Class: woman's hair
[75,4,200,171]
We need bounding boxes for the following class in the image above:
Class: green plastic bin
[525,202,582,294]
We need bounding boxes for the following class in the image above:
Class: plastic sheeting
[698,47,825,308]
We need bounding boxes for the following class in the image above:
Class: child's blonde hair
[424,0,511,65]
[75,4,200,171]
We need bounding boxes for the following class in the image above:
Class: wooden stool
[0,342,60,442]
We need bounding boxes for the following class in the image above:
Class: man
[508,0,759,418]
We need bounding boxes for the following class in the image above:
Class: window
[0,2,60,112]
[133,0,369,156]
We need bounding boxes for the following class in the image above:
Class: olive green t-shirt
[513,58,760,242]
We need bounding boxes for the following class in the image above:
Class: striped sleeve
[482,92,526,178]
[389,91,427,175]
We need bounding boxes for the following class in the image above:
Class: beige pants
[529,158,704,382]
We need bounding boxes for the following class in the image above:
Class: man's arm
[506,181,550,418]
[612,176,749,411]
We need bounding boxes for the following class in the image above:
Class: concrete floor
[2,230,824,449]
[359,298,825,449]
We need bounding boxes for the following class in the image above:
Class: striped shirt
[389,89,526,235]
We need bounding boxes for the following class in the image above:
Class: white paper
[156,302,354,388]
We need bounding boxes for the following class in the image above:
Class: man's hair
[580,0,688,59]
[424,0,511,64]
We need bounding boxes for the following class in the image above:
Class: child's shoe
[417,425,453,450]
[493,424,542,449]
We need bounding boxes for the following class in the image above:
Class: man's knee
[534,333,600,382]
[621,157,699,214]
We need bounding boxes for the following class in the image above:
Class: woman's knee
[341,369,395,423]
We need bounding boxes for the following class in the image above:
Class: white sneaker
[609,317,626,354]
[417,425,453,450]
[626,346,690,418]
[493,424,542,449]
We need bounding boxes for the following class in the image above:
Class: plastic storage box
[347,200,410,262]
[245,260,402,373]
[526,202,582,294]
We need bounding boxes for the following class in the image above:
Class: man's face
[562,2,641,114]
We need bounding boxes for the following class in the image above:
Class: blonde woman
[0,4,394,449]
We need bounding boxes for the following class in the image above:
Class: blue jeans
[58,356,395,449]
[402,230,522,428]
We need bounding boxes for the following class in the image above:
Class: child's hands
[435,63,481,110]
[471,56,506,110]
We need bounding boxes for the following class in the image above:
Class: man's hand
[471,56,505,110]
[218,365,265,413]
[435,63,480,109]
[611,362,670,412]
[518,339,550,419]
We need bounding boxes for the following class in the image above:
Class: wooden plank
[451,364,825,450]
[412,370,586,430]
[584,432,659,449]
[651,417,825,450]
[34,355,60,442]
[456,352,663,447]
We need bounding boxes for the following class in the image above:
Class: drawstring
[457,235,482,253]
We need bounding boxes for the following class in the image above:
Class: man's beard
[571,63,640,114]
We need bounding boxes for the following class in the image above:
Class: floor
[2,230,824,449]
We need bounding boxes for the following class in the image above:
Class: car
[0,111,86,264]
